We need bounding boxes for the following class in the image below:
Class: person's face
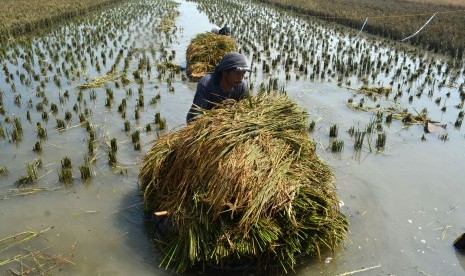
[224,70,246,86]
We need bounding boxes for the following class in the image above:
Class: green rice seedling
[73,103,79,113]
[331,139,344,152]
[121,75,130,86]
[135,108,140,120]
[110,137,117,152]
[118,99,127,113]
[158,117,167,130]
[42,111,49,121]
[148,97,158,105]
[108,150,117,165]
[13,116,23,133]
[0,166,8,176]
[106,88,114,100]
[50,103,58,114]
[88,140,94,155]
[309,120,315,131]
[79,113,86,123]
[79,164,91,180]
[85,121,92,132]
[124,120,130,131]
[354,130,365,150]
[155,112,161,124]
[35,102,44,112]
[376,132,387,150]
[33,141,42,152]
[347,126,355,136]
[65,111,72,121]
[26,110,31,121]
[456,118,463,129]
[132,130,140,143]
[17,162,39,186]
[77,91,83,102]
[105,97,112,108]
[138,95,144,107]
[90,90,97,100]
[133,70,141,80]
[88,130,96,143]
[36,122,46,140]
[61,157,72,169]
[58,168,73,184]
[16,176,31,186]
[56,119,66,130]
[11,127,22,143]
[421,134,427,141]
[385,113,393,123]
[0,123,5,139]
[146,124,152,132]
[365,118,376,133]
[329,124,338,138]
[134,142,141,151]
[14,95,21,107]
[439,133,449,142]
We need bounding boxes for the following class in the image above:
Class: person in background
[218,26,231,36]
[186,52,251,123]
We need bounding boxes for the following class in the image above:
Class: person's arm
[186,81,210,123]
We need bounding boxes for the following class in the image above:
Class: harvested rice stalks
[140,93,348,272]
[347,102,436,125]
[77,72,119,90]
[186,32,237,79]
[0,227,75,274]
[347,85,393,99]
[0,187,62,200]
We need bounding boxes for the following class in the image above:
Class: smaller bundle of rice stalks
[186,32,237,79]
[139,93,348,272]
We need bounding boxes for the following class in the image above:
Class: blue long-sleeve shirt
[186,73,248,123]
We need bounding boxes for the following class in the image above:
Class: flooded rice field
[0,0,464,275]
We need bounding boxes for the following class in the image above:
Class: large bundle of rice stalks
[139,93,348,272]
[186,32,237,79]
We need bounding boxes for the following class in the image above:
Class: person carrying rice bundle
[186,52,251,123]
[140,91,348,273]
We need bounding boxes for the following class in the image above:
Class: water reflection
[456,249,465,272]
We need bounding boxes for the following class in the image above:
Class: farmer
[219,26,231,36]
[186,52,251,123]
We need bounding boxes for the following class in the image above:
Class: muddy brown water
[0,0,464,275]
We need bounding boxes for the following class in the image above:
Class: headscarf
[214,52,251,74]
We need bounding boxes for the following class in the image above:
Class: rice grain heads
[139,93,348,272]
[186,32,237,79]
